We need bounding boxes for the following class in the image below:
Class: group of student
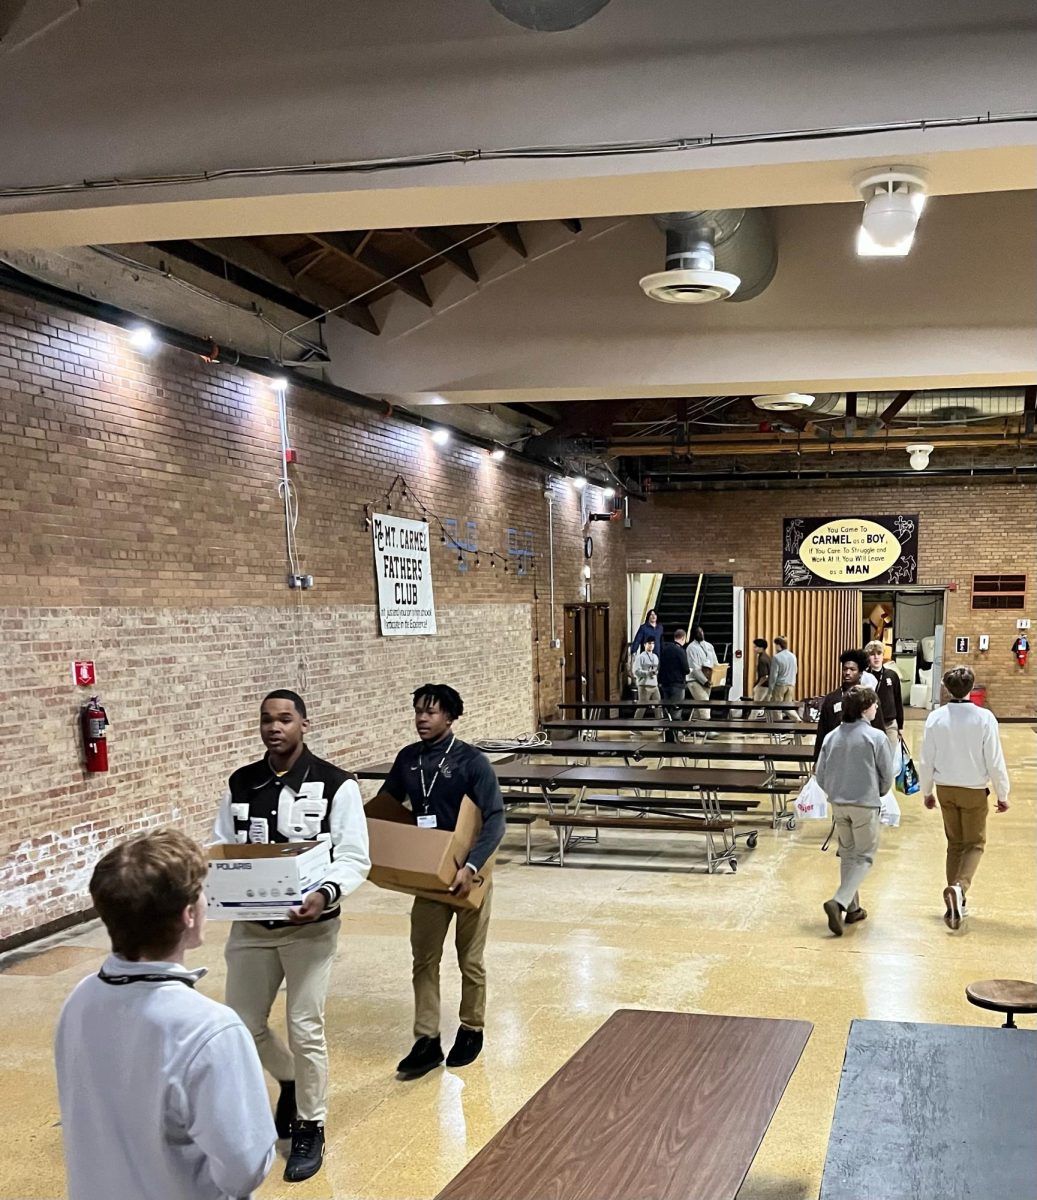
[811,657,1010,938]
[55,683,505,1198]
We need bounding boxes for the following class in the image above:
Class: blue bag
[895,737,920,796]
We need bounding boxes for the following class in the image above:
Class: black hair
[753,638,769,649]
[842,686,877,722]
[412,683,464,721]
[262,689,307,718]
[839,649,869,673]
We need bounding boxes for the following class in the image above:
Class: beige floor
[3,723,1034,1200]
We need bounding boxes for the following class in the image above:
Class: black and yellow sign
[783,515,919,587]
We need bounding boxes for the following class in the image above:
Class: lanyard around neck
[419,735,456,809]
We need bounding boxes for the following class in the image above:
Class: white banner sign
[372,512,437,636]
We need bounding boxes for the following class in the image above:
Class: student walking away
[372,684,505,1081]
[767,636,800,720]
[919,666,1011,930]
[658,629,691,742]
[56,830,276,1200]
[213,690,370,1183]
[865,639,905,754]
[631,608,664,657]
[815,687,896,935]
[686,626,719,727]
[750,638,771,719]
[632,639,661,718]
[813,650,886,761]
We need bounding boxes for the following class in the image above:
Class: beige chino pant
[832,804,882,910]
[411,883,493,1039]
[225,917,339,1123]
[937,785,989,893]
[768,683,800,720]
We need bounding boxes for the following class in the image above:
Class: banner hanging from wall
[783,515,919,587]
[372,513,437,635]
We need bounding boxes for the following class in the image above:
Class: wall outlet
[549,637,562,649]
[288,574,315,590]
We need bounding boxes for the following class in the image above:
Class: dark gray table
[820,1019,1037,1200]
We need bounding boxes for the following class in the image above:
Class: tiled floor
[2,723,1034,1200]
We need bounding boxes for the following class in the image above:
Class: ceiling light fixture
[753,393,815,412]
[431,428,451,446]
[906,443,934,471]
[270,375,289,392]
[855,166,929,257]
[128,324,155,350]
[490,447,506,461]
[572,476,587,490]
[603,486,616,499]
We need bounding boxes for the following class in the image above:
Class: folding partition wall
[744,587,861,700]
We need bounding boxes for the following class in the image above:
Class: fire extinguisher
[81,696,109,772]
[1012,634,1029,669]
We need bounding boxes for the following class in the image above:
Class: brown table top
[435,1008,812,1200]
[557,700,800,712]
[553,765,779,793]
[354,761,574,787]
[530,740,816,764]
[544,717,818,735]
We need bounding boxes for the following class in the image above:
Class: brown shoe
[823,899,844,936]
[845,906,868,924]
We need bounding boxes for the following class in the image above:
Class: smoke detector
[753,393,816,412]
[639,268,741,304]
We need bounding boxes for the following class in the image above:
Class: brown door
[563,603,611,704]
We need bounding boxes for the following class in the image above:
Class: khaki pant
[411,883,493,1038]
[225,917,339,1123]
[937,785,988,893]
[635,683,661,719]
[885,724,901,756]
[749,682,769,719]
[688,680,710,722]
[832,804,882,910]
[769,683,800,720]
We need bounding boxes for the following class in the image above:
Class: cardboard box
[364,794,493,910]
[206,841,331,921]
[709,662,729,691]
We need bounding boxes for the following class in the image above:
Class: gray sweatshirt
[815,719,896,808]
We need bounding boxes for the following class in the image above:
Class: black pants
[661,686,686,741]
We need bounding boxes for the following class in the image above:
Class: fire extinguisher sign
[955,637,970,653]
[72,661,96,686]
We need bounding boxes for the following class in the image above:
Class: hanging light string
[364,473,531,574]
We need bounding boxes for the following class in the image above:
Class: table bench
[434,1008,812,1200]
[544,811,736,872]
[820,1019,1037,1199]
[543,717,816,744]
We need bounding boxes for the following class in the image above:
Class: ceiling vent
[753,393,816,412]
[640,209,777,305]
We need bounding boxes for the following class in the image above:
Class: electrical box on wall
[978,635,990,651]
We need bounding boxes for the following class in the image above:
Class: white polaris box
[206,841,331,921]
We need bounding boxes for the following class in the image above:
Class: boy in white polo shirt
[55,829,276,1200]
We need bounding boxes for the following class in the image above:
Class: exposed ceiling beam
[405,228,480,282]
[174,238,379,335]
[1024,385,1036,436]
[493,222,528,257]
[560,219,583,234]
[876,389,916,428]
[608,428,1032,458]
[310,231,433,308]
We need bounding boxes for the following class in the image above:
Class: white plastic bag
[879,789,901,827]
[794,776,830,820]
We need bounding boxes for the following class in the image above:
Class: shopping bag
[794,776,829,820]
[895,737,921,796]
[879,789,901,827]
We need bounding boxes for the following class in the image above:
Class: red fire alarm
[284,448,297,464]
[72,661,96,686]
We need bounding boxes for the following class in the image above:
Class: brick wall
[0,290,626,944]
[627,485,1037,717]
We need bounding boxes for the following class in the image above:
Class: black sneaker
[283,1120,324,1183]
[396,1035,444,1079]
[274,1079,296,1140]
[823,899,844,937]
[446,1027,484,1068]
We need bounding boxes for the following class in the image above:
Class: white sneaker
[943,884,964,930]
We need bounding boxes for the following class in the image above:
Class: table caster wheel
[786,817,797,831]
[729,858,738,873]
[746,831,759,849]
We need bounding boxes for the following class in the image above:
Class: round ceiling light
[488,0,611,31]
[752,393,816,412]
[907,443,934,471]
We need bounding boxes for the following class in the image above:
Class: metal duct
[488,0,611,32]
[641,209,777,304]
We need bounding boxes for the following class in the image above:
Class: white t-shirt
[56,956,276,1200]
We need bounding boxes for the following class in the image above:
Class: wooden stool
[965,979,1037,1028]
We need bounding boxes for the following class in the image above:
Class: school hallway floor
[3,722,1034,1200]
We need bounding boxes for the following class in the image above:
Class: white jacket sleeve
[184,1024,277,1197]
[917,717,936,797]
[322,778,371,900]
[211,787,236,845]
[983,716,1011,803]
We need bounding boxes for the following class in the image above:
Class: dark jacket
[659,641,690,690]
[872,665,905,730]
[632,621,664,654]
[754,651,771,686]
[381,735,505,870]
[813,686,887,762]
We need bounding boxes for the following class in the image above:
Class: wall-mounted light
[128,324,155,351]
[490,447,506,461]
[906,443,934,471]
[572,476,587,491]
[431,428,451,446]
[603,486,616,499]
[582,564,592,579]
[270,375,289,392]
[855,166,929,257]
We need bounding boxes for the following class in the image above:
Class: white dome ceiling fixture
[854,166,929,255]
[907,443,935,471]
[488,0,612,31]
[753,393,816,412]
